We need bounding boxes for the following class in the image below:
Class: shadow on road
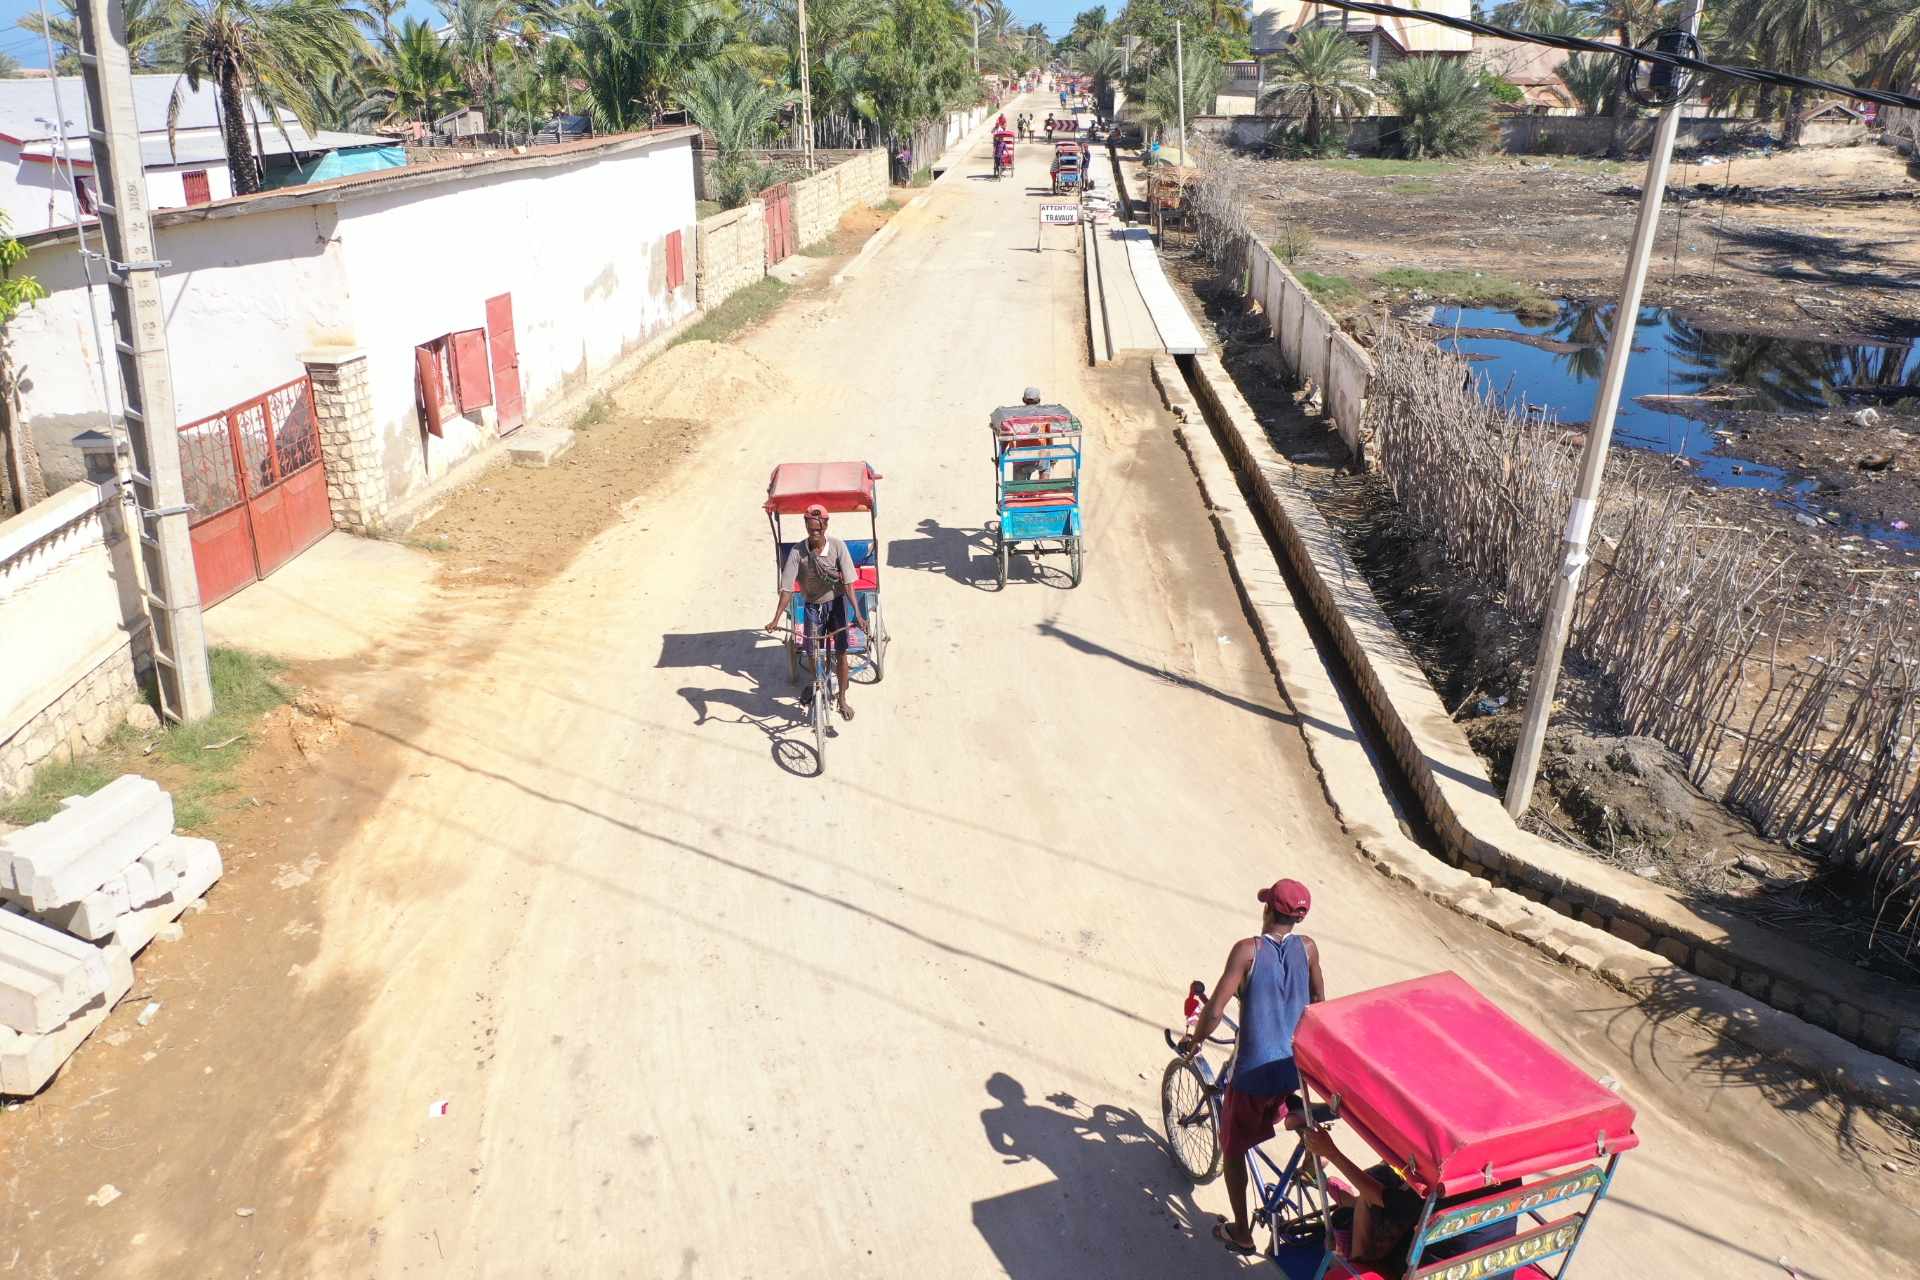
[972,1072,1241,1279]
[1036,621,1294,725]
[888,519,994,589]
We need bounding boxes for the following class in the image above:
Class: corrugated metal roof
[0,74,386,155]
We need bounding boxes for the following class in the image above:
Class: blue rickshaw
[986,405,1083,589]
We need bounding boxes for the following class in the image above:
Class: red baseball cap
[1258,879,1311,918]
[803,503,829,519]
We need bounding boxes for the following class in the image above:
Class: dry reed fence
[1188,158,1920,942]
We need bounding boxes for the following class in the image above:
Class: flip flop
[838,704,856,722]
[1211,1220,1255,1255]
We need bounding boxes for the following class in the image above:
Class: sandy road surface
[4,95,1917,1277]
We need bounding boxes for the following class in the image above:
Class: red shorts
[1221,1085,1284,1160]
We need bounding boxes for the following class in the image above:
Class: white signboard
[1039,204,1081,226]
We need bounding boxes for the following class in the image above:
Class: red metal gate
[179,377,331,607]
[762,182,793,264]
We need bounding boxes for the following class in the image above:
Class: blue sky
[0,0,1088,69]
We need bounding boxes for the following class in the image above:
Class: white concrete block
[111,837,221,956]
[137,847,183,900]
[37,878,130,942]
[0,910,112,1035]
[121,860,157,909]
[0,944,133,1095]
[2,775,173,911]
[505,426,575,468]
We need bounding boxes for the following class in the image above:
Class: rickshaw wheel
[812,676,830,770]
[867,602,887,681]
[1067,537,1084,587]
[996,537,1009,590]
[1160,1058,1222,1184]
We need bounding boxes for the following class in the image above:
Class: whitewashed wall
[14,132,699,508]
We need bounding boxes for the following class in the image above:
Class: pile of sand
[614,340,792,421]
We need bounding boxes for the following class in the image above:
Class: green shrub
[1294,271,1363,304]
[1373,268,1544,307]
[1383,56,1494,159]
[1265,124,1343,159]
[1273,222,1315,263]
[1389,181,1443,193]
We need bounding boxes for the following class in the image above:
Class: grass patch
[575,396,616,429]
[1373,267,1545,307]
[798,238,836,258]
[877,198,902,212]
[695,200,724,219]
[1548,157,1624,173]
[395,534,453,553]
[909,165,932,187]
[1389,181,1444,193]
[674,277,790,347]
[1272,223,1314,263]
[1315,158,1460,177]
[0,648,290,830]
[1294,271,1364,305]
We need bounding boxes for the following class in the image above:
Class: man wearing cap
[766,503,865,722]
[1003,386,1055,481]
[1179,878,1325,1255]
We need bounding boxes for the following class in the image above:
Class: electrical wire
[1299,0,1920,112]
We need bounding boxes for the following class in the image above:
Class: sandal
[838,703,856,722]
[1211,1220,1255,1255]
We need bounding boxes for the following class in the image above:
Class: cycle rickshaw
[765,462,887,764]
[1163,971,1637,1278]
[986,404,1083,589]
[1051,143,1084,194]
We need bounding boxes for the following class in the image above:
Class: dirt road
[3,97,1917,1277]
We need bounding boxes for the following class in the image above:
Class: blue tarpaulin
[264,145,407,189]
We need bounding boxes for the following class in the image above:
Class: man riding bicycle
[1179,878,1326,1254]
[766,503,865,722]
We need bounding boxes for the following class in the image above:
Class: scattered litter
[202,736,244,751]
[1794,514,1821,527]
[429,1100,450,1117]
[1597,1075,1620,1091]
[234,1207,255,1217]
[1778,1258,1801,1279]
[1632,866,1660,879]
[1849,408,1881,427]
[1139,1071,1149,1080]
[1887,1161,1904,1173]
[86,1184,121,1207]
[136,1001,161,1027]
[1894,520,1910,530]
[1217,635,1232,645]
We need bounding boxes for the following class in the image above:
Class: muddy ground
[1163,241,1920,986]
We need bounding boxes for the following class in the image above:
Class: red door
[486,293,524,434]
[180,377,332,605]
[762,183,793,264]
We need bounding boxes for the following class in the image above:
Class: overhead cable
[1296,0,1920,112]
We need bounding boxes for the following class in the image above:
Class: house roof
[20,127,700,249]
[1251,0,1473,55]
[20,128,398,171]
[0,75,388,160]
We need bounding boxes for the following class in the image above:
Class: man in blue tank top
[1179,878,1325,1255]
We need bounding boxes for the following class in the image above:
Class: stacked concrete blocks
[0,775,224,1094]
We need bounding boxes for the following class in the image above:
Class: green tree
[1574,0,1672,156]
[1257,25,1373,150]
[1070,33,1124,110]
[299,67,388,131]
[17,0,178,72]
[1057,4,1109,56]
[1383,53,1494,158]
[172,0,367,195]
[862,0,976,144]
[1139,44,1220,146]
[0,210,47,516]
[353,0,406,43]
[1554,50,1617,114]
[679,58,795,205]
[379,18,464,124]
[563,0,730,131]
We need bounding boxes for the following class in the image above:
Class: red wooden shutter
[450,328,493,412]
[486,294,524,434]
[415,342,447,437]
[666,229,685,291]
[183,171,211,206]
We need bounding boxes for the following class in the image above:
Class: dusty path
[4,95,1918,1278]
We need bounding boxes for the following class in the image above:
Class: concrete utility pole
[796,0,814,171]
[1503,0,1705,820]
[972,2,980,76]
[1174,19,1187,164]
[74,0,214,724]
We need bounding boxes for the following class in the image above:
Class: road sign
[1038,204,1081,225]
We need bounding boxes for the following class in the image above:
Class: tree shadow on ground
[972,1072,1246,1280]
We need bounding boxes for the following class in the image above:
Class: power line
[1302,0,1920,111]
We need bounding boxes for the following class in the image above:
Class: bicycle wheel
[1067,536,1084,588]
[867,602,887,682]
[996,536,1009,591]
[1161,1058,1222,1184]
[812,674,829,770]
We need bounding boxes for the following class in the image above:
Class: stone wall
[695,202,769,310]
[1199,113,1869,155]
[303,347,388,533]
[789,150,889,251]
[0,646,141,799]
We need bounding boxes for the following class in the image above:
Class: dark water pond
[1430,302,1920,500]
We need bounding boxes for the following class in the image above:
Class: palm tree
[562,0,730,132]
[17,0,178,71]
[1383,54,1494,158]
[298,67,388,132]
[1574,0,1671,157]
[437,0,512,129]
[353,0,406,43]
[678,59,795,205]
[1070,33,1123,112]
[1257,25,1373,150]
[172,0,366,196]
[379,17,463,125]
[1140,45,1221,147]
[1555,51,1618,115]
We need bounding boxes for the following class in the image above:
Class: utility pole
[74,0,214,723]
[1174,19,1187,164]
[796,0,814,170]
[1503,0,1705,820]
[972,2,980,76]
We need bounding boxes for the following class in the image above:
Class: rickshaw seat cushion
[1003,491,1076,507]
[851,567,878,592]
